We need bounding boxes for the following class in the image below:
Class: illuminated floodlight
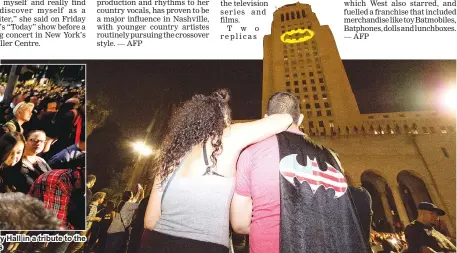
[280,28,314,44]
[132,141,153,156]
[438,87,457,111]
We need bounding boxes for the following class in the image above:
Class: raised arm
[224,114,293,152]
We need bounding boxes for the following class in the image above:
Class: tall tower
[263,3,361,136]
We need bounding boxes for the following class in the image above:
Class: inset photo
[0,64,86,231]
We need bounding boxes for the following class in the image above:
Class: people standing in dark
[47,127,85,169]
[22,97,58,137]
[0,131,26,193]
[404,202,456,253]
[45,98,83,159]
[86,174,97,213]
[106,185,145,253]
[88,200,116,253]
[2,101,34,134]
[349,186,374,248]
[128,195,150,253]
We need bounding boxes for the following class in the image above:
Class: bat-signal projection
[280,28,314,44]
[279,154,348,198]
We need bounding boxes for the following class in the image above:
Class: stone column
[387,179,411,229]
[379,188,395,232]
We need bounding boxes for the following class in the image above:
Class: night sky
[3,60,455,190]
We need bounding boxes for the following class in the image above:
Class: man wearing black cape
[231,92,371,253]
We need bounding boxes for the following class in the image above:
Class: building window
[319,78,324,83]
[302,80,307,85]
[312,86,316,91]
[301,72,306,77]
[313,94,318,100]
[294,81,298,86]
[305,103,311,109]
[284,57,288,61]
[315,103,321,109]
[291,12,295,19]
[422,127,429,134]
[304,95,309,99]
[440,126,447,133]
[329,121,334,128]
[295,88,299,93]
[322,94,328,99]
[309,72,314,77]
[319,121,324,127]
[309,121,314,128]
[287,89,291,92]
[326,110,332,116]
[303,87,308,92]
[316,111,322,116]
[383,115,389,118]
[286,13,290,20]
[307,111,312,118]
[293,73,298,78]
[324,102,330,108]
[281,14,284,22]
[302,10,306,17]
[311,79,315,84]
[441,147,449,158]
[286,81,290,86]
[321,86,326,91]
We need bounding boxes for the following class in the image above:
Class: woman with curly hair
[141,89,292,252]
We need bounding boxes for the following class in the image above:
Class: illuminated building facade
[262,3,456,234]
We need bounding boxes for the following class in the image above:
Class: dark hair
[0,131,25,166]
[37,97,58,112]
[0,192,61,230]
[117,190,133,212]
[158,89,231,184]
[105,200,115,212]
[267,92,300,124]
[25,129,46,140]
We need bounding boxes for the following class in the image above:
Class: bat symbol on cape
[279,154,348,198]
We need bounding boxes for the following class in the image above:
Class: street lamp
[132,141,153,156]
[437,86,457,111]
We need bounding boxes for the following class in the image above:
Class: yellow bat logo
[280,29,314,44]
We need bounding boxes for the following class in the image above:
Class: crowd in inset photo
[0,83,86,252]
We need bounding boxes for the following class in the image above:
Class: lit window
[322,94,328,99]
[440,126,447,133]
[329,121,334,128]
[422,127,429,134]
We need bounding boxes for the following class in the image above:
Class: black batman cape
[278,132,370,253]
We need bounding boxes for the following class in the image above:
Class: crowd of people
[0,83,86,252]
[1,88,455,253]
